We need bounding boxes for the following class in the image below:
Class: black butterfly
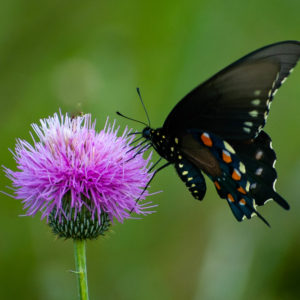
[118,41,300,225]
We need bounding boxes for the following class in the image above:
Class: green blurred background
[1,0,300,299]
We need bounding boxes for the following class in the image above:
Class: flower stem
[73,239,89,300]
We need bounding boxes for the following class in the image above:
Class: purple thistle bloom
[4,112,155,228]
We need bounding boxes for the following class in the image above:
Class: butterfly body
[143,128,213,200]
[142,127,178,162]
[131,41,300,224]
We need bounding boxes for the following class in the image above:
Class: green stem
[73,239,89,300]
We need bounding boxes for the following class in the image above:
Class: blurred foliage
[0,0,300,299]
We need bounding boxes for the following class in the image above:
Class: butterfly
[118,41,300,225]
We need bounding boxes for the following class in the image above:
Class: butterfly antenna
[136,87,151,127]
[127,131,143,136]
[116,111,148,127]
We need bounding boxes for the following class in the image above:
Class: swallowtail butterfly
[119,41,300,225]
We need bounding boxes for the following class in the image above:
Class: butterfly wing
[163,41,300,140]
[178,130,287,225]
[230,131,289,209]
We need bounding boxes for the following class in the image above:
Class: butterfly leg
[130,161,171,213]
[149,157,162,172]
[126,143,152,162]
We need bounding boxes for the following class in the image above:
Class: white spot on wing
[253,199,257,209]
[239,162,246,173]
[254,90,261,96]
[269,101,273,108]
[265,198,273,204]
[249,110,259,117]
[250,183,257,190]
[244,121,253,127]
[251,99,260,106]
[268,89,272,97]
[224,141,236,154]
[246,181,250,192]
[243,127,251,133]
[255,168,263,176]
[273,178,277,191]
[255,150,263,160]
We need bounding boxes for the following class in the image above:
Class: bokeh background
[1,0,300,299]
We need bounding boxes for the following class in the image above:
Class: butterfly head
[142,127,165,144]
[142,127,152,140]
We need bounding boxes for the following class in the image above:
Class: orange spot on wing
[237,186,246,194]
[232,169,241,181]
[222,150,232,163]
[227,193,235,203]
[239,198,246,205]
[201,133,213,147]
[214,181,221,190]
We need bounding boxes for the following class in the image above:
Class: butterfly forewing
[163,41,300,140]
[238,41,300,90]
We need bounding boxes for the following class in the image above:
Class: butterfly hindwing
[230,131,289,209]
[179,129,271,224]
[163,41,300,140]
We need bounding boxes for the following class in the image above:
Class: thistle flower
[4,112,155,239]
